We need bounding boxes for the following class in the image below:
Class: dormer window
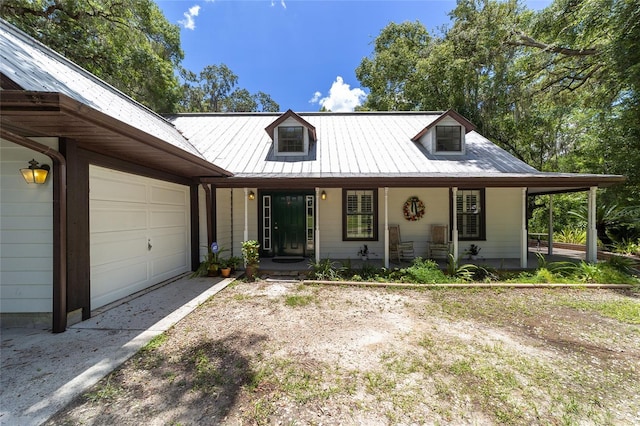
[265,109,317,157]
[411,110,476,156]
[278,126,304,153]
[436,126,462,152]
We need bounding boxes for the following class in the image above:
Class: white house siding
[0,138,57,317]
[89,166,190,309]
[223,186,523,263]
[481,188,522,259]
[206,188,257,260]
[316,188,451,260]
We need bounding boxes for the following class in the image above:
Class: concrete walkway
[0,275,233,426]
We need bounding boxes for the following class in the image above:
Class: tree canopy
[178,64,280,113]
[1,0,184,112]
[356,0,639,206]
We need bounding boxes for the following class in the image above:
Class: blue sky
[154,0,552,112]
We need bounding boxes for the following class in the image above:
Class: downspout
[1,129,67,333]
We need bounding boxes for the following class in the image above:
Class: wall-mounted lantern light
[321,190,327,200]
[248,190,255,200]
[20,159,50,184]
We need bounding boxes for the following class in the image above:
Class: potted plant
[465,244,481,260]
[219,258,232,278]
[241,240,260,280]
[190,242,228,278]
[358,245,369,260]
[227,256,242,273]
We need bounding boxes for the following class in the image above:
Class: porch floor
[258,247,588,275]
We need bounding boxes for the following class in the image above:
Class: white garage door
[90,166,190,310]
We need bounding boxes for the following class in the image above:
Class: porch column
[243,187,249,242]
[384,187,389,268]
[521,187,528,268]
[548,194,554,255]
[315,187,321,263]
[587,186,598,263]
[451,187,459,260]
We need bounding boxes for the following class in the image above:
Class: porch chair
[427,224,451,259]
[389,224,415,263]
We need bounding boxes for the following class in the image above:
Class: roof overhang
[201,172,625,192]
[0,90,232,180]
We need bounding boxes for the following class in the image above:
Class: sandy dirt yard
[47,280,639,425]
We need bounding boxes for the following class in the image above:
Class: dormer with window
[265,109,317,157]
[411,110,476,156]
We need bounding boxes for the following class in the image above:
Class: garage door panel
[150,185,187,205]
[150,253,188,279]
[91,209,147,233]
[91,175,147,202]
[91,234,147,267]
[149,232,187,255]
[91,262,149,309]
[90,166,189,310]
[150,210,186,228]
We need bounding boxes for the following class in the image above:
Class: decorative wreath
[403,196,425,221]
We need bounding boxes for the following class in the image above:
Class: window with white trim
[343,189,377,241]
[456,189,485,240]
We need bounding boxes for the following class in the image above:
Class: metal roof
[0,19,231,179]
[168,111,624,191]
[168,111,540,176]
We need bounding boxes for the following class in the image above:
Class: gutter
[1,129,67,333]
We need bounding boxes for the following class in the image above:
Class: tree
[179,64,279,112]
[356,0,639,206]
[1,0,184,112]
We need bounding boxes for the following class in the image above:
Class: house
[0,19,625,332]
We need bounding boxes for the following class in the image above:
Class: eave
[201,172,626,192]
[0,91,232,180]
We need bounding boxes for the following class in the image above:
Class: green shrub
[403,258,449,284]
[555,227,587,244]
[612,239,640,256]
[308,258,344,280]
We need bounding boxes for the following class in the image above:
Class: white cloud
[271,0,287,9]
[310,77,367,112]
[309,91,322,104]
[178,5,201,30]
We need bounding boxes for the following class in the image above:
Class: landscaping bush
[403,258,450,284]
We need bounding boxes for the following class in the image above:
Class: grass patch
[284,294,316,307]
[84,374,123,403]
[140,333,168,352]
[560,298,640,324]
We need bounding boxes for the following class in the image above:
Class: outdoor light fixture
[321,190,327,200]
[20,159,50,184]
[248,190,255,200]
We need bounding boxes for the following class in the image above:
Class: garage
[89,166,190,309]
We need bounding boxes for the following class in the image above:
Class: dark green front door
[273,194,306,257]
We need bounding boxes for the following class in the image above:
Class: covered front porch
[205,184,607,273]
[255,246,589,276]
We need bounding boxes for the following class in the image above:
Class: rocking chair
[427,224,451,259]
[389,224,415,263]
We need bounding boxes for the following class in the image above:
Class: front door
[273,193,306,257]
[262,192,314,257]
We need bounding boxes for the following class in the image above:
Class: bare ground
[47,280,640,425]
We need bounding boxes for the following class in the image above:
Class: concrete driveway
[1,275,233,426]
